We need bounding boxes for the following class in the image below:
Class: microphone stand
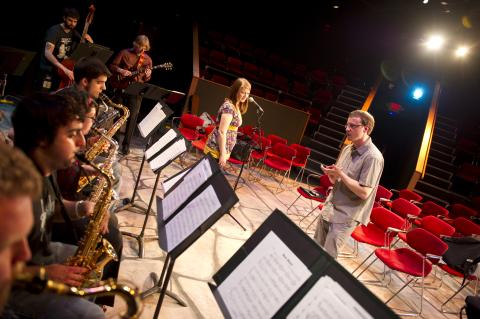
[233,106,264,190]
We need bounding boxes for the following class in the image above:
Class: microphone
[248,97,264,113]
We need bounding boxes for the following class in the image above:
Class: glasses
[345,123,364,129]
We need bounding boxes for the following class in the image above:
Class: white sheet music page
[145,129,177,160]
[287,276,373,319]
[165,185,221,252]
[217,231,311,319]
[161,157,213,220]
[138,102,165,138]
[149,139,186,172]
[162,168,191,193]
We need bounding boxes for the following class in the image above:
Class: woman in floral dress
[204,78,251,167]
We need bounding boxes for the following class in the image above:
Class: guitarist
[109,35,153,155]
[38,8,93,92]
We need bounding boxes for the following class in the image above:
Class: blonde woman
[204,78,251,167]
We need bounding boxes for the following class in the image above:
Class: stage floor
[106,138,472,319]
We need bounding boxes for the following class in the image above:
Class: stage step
[428,156,457,173]
[435,126,456,141]
[310,144,341,160]
[344,85,369,96]
[429,148,455,164]
[330,106,350,118]
[422,173,451,190]
[312,132,343,148]
[430,141,454,155]
[425,164,453,181]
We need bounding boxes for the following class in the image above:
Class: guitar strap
[134,52,145,71]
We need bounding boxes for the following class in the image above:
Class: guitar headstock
[160,62,173,71]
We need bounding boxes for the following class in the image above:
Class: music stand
[0,46,36,96]
[140,155,239,319]
[121,128,187,259]
[69,42,113,63]
[210,209,399,319]
[118,105,174,215]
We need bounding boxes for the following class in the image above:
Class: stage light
[425,35,445,51]
[423,0,429,4]
[454,46,469,58]
[412,87,424,100]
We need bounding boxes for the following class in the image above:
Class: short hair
[12,93,85,156]
[133,35,151,51]
[73,57,111,84]
[0,143,42,199]
[227,78,251,114]
[63,7,80,20]
[56,87,93,114]
[349,110,375,135]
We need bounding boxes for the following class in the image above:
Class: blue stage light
[412,87,424,100]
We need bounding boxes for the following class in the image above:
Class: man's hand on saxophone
[44,264,89,287]
[100,210,110,234]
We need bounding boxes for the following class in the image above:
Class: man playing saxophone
[6,93,105,318]
[0,144,42,315]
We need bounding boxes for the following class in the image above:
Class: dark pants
[118,93,143,152]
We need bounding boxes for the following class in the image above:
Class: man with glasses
[314,110,384,259]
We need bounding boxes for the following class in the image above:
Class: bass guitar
[109,62,173,90]
[57,4,95,89]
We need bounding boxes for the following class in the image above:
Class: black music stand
[210,209,399,319]
[69,42,113,63]
[121,129,187,258]
[118,105,174,215]
[0,46,36,96]
[140,155,239,319]
[121,82,184,153]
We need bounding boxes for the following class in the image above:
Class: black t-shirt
[39,24,81,72]
[28,175,58,264]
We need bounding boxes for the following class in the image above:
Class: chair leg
[386,277,422,316]
[441,279,472,313]
[351,249,375,275]
[286,194,302,213]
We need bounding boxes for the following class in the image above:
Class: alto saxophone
[15,268,143,319]
[68,147,118,286]
[77,92,130,192]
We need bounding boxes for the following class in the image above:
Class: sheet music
[217,231,311,319]
[287,276,373,319]
[145,129,177,160]
[138,102,165,138]
[162,168,191,193]
[149,139,186,172]
[164,185,221,252]
[161,157,213,220]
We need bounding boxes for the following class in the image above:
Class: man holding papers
[314,110,384,259]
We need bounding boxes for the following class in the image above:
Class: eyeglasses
[345,123,364,129]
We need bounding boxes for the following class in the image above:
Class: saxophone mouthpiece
[75,153,88,164]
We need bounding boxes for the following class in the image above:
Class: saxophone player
[0,144,42,315]
[55,58,124,307]
[7,93,105,318]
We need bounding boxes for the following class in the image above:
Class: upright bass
[57,4,95,89]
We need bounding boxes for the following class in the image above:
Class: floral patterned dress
[204,100,242,159]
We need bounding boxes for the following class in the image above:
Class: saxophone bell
[14,269,143,319]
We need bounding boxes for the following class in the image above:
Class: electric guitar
[110,62,173,89]
[57,5,95,89]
